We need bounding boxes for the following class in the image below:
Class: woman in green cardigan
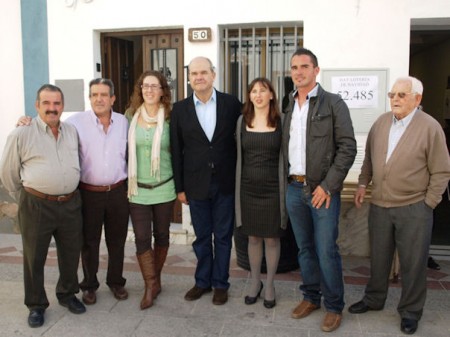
[125,70,176,310]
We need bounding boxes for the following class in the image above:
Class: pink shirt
[66,110,128,185]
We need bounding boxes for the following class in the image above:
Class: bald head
[187,56,216,101]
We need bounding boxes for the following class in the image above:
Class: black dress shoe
[401,318,418,335]
[59,296,86,314]
[348,300,381,314]
[184,285,212,301]
[244,282,263,305]
[28,309,44,328]
[428,256,441,270]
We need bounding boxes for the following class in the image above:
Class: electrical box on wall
[54,79,84,112]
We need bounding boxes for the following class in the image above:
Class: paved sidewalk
[1,232,450,337]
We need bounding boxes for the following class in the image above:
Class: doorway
[409,21,450,253]
[101,29,184,223]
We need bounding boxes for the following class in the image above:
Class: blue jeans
[286,181,344,313]
[188,179,234,290]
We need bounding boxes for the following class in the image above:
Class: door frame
[100,29,184,224]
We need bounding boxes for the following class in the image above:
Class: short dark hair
[291,48,319,67]
[89,78,115,97]
[36,84,64,104]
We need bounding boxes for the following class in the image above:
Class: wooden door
[102,36,135,113]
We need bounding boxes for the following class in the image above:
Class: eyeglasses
[141,84,162,91]
[387,92,416,99]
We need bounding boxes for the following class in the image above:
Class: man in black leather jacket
[282,48,356,333]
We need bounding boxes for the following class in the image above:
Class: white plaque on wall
[321,69,389,133]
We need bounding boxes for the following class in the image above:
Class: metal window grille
[220,23,303,109]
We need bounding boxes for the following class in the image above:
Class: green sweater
[128,121,176,205]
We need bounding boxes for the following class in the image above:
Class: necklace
[141,106,158,128]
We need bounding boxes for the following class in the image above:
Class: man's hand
[16,116,32,127]
[354,186,366,208]
[311,185,331,209]
[177,192,188,205]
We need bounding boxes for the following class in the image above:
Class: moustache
[45,110,58,115]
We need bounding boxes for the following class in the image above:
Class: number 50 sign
[188,28,212,42]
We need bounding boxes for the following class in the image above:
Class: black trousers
[129,200,174,255]
[363,201,433,320]
[79,184,129,291]
[18,189,83,310]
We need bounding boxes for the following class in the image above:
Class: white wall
[44,0,450,108]
[1,0,450,158]
[0,1,24,158]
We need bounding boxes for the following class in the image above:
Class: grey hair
[89,78,115,97]
[396,76,423,95]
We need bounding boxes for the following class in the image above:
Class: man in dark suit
[170,56,241,305]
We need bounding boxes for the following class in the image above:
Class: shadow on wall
[337,201,370,257]
[0,184,19,234]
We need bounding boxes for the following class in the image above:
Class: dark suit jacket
[170,90,241,200]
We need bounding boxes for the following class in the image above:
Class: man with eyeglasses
[348,76,450,335]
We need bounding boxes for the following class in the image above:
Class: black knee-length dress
[239,122,284,238]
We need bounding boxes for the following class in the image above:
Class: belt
[78,179,125,192]
[24,187,76,202]
[137,176,173,190]
[288,175,306,183]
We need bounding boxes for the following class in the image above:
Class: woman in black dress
[235,78,287,308]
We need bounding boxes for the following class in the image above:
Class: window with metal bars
[220,24,303,108]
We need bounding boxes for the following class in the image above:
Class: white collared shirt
[288,85,318,175]
[386,108,417,162]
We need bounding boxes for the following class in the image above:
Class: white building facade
[1,0,449,253]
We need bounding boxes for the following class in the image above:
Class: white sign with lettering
[331,76,379,109]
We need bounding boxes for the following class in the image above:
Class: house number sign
[188,28,212,42]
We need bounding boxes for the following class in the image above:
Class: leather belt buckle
[289,175,306,183]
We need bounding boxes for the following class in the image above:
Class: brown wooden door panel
[102,30,184,223]
[102,36,134,113]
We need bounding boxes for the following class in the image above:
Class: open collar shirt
[288,84,318,175]
[193,89,217,142]
[0,115,80,196]
[66,110,128,185]
[386,108,417,162]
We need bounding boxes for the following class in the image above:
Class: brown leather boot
[153,245,169,298]
[136,250,156,310]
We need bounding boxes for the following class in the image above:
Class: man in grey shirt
[0,84,86,328]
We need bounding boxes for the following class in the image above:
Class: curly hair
[126,70,172,120]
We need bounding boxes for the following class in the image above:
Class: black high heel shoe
[263,288,276,308]
[244,282,263,305]
[263,298,276,308]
